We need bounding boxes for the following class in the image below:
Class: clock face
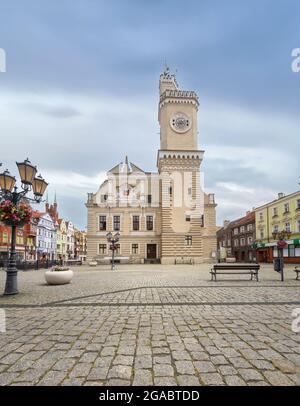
[170,113,191,133]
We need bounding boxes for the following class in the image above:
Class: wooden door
[147,244,157,259]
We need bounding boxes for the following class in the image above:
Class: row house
[35,212,57,260]
[217,211,256,262]
[1,195,79,263]
[56,219,67,260]
[66,221,75,259]
[74,229,87,261]
[23,219,37,261]
[0,223,25,262]
[45,198,76,260]
[255,191,300,263]
[231,211,256,262]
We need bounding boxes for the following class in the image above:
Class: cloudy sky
[0,0,299,229]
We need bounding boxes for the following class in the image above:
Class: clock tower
[158,67,199,151]
[157,67,216,264]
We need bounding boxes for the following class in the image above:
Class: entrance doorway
[146,244,157,259]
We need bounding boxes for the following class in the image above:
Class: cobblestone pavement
[0,264,300,386]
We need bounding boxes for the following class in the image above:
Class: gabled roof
[108,156,145,175]
[236,211,255,226]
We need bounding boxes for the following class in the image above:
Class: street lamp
[0,159,48,295]
[106,231,120,270]
[272,230,291,282]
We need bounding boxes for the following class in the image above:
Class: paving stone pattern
[0,264,300,386]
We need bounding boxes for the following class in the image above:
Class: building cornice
[157,149,204,167]
[255,190,300,211]
[159,90,199,108]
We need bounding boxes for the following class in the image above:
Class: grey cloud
[18,102,82,118]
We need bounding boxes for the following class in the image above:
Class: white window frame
[98,243,107,255]
[113,214,122,232]
[284,203,290,213]
[98,214,107,231]
[285,222,291,232]
[145,214,155,231]
[131,214,140,231]
[131,243,139,255]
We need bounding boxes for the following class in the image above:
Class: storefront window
[274,244,300,258]
[289,245,295,257]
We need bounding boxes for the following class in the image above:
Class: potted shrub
[45,266,74,285]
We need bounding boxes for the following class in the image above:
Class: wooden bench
[210,263,260,282]
[294,267,300,280]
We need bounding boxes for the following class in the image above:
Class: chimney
[278,192,285,199]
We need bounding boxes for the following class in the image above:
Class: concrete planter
[45,269,74,285]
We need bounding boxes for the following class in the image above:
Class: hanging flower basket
[0,200,32,227]
[277,239,287,249]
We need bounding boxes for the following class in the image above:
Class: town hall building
[86,69,217,264]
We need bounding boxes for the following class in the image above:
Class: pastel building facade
[36,212,57,260]
[86,69,217,264]
[255,191,300,263]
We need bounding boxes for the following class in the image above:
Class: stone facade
[86,69,217,264]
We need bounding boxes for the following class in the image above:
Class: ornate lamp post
[106,231,120,270]
[272,230,291,282]
[0,159,48,295]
